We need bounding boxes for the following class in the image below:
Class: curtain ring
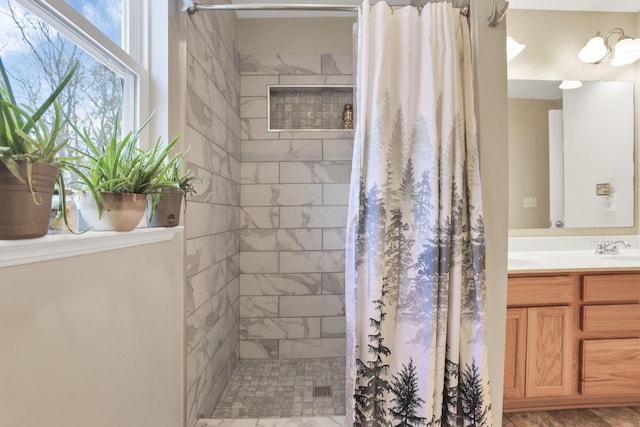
[417,5,423,15]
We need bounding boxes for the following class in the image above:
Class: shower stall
[226,31,355,422]
[184,5,356,424]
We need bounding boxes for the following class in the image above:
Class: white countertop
[508,249,640,273]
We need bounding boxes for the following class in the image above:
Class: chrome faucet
[595,239,632,254]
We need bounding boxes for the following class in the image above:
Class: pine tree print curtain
[345,1,493,425]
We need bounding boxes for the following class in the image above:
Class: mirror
[507,3,639,234]
[508,80,635,229]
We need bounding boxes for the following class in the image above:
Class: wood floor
[503,406,640,426]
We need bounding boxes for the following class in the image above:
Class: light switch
[523,197,537,208]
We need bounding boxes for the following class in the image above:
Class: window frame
[12,0,149,136]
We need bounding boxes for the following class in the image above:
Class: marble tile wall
[185,8,241,427]
[239,53,354,359]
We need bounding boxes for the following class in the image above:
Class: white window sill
[0,227,183,268]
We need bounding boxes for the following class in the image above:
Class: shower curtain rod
[186,3,358,14]
[184,2,472,18]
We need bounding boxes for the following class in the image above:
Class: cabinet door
[504,308,527,399]
[525,306,573,398]
[581,338,640,396]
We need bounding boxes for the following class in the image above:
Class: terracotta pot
[0,161,58,239]
[75,191,147,231]
[146,187,183,227]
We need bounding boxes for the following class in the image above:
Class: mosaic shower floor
[211,358,346,419]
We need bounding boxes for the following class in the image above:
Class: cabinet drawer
[581,338,640,395]
[583,274,640,302]
[508,276,574,307]
[582,304,640,332]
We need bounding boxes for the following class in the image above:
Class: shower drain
[313,385,333,397]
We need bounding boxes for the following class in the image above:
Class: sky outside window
[64,0,122,47]
[0,0,124,157]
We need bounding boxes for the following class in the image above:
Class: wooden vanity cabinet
[504,271,640,412]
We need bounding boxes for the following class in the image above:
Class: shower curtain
[345,1,493,426]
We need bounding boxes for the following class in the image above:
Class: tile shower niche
[268,85,354,131]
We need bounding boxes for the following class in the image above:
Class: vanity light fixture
[579,28,640,66]
[507,36,525,62]
[559,80,582,90]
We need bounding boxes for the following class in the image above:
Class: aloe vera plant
[162,149,197,197]
[70,113,181,216]
[147,149,198,220]
[0,57,78,200]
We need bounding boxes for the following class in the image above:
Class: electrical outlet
[596,183,611,196]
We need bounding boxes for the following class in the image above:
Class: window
[0,0,181,266]
[0,0,147,154]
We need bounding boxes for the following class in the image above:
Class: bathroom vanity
[504,267,640,412]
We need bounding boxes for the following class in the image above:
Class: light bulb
[507,36,525,62]
[611,38,640,66]
[559,80,582,90]
[579,36,608,63]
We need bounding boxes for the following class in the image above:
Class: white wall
[238,18,354,54]
[0,233,184,427]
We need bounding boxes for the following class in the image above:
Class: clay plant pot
[0,161,58,239]
[146,187,183,227]
[75,191,147,231]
